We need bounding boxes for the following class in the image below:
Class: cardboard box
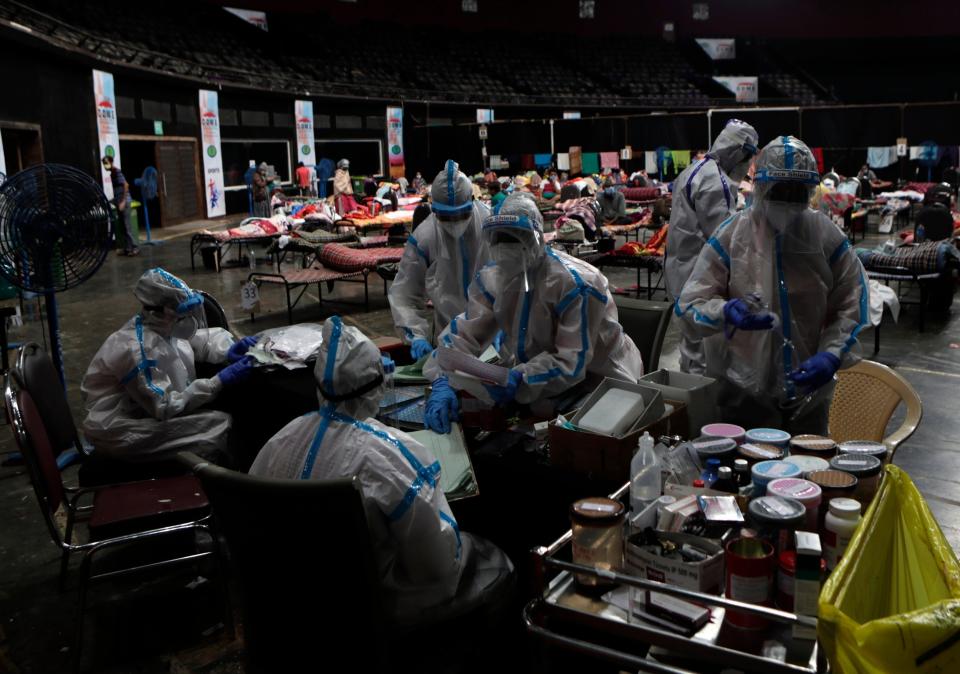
[638,369,718,439]
[625,531,724,595]
[549,400,688,481]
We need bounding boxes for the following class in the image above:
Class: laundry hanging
[534,153,553,168]
[556,152,570,171]
[644,151,658,174]
[599,151,620,170]
[581,152,600,175]
[671,150,691,171]
[811,147,825,174]
[867,147,898,169]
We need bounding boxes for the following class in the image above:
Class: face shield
[314,316,385,419]
[431,159,475,245]
[135,268,207,340]
[483,209,544,293]
[753,136,819,233]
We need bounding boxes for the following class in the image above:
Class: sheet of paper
[437,347,509,386]
[408,423,477,500]
[394,354,430,385]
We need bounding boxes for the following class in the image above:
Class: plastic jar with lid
[823,498,862,571]
[700,423,746,445]
[789,434,838,459]
[745,428,791,449]
[738,442,785,465]
[766,478,823,531]
[777,550,826,611]
[570,497,626,590]
[751,460,802,496]
[748,496,806,556]
[692,436,738,467]
[837,440,888,464]
[783,454,830,478]
[807,470,858,530]
[829,453,883,506]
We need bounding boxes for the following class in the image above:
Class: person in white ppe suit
[82,268,256,462]
[249,316,512,617]
[423,192,644,433]
[389,160,491,360]
[665,119,759,374]
[676,136,869,434]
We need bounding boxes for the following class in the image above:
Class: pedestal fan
[0,163,113,385]
[134,165,162,245]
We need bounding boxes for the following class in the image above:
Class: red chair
[4,377,229,672]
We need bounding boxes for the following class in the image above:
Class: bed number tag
[241,282,261,312]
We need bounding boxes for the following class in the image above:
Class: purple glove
[218,356,255,386]
[789,352,840,389]
[484,369,523,406]
[227,336,258,363]
[724,298,775,331]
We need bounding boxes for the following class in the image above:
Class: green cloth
[581,152,600,175]
[671,150,691,171]
[491,191,506,208]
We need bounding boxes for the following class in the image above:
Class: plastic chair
[197,289,230,331]
[613,297,672,372]
[827,359,922,460]
[177,451,387,671]
[4,379,225,673]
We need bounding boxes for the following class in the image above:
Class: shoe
[127,248,141,256]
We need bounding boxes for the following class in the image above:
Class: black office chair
[178,452,386,671]
[198,290,230,331]
[614,297,673,371]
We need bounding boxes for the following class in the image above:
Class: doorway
[119,136,202,228]
[0,122,43,176]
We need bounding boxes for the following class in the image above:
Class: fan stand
[139,196,163,247]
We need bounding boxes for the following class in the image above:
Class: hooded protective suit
[81,268,239,460]
[424,193,644,407]
[665,119,759,374]
[676,136,869,434]
[249,317,482,617]
[389,160,491,347]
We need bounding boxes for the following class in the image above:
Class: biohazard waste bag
[819,465,960,673]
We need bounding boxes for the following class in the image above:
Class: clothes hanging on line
[556,153,570,171]
[671,150,691,171]
[581,152,600,175]
[599,151,620,170]
[645,151,658,174]
[867,147,898,169]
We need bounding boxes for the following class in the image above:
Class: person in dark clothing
[252,162,270,217]
[599,179,629,223]
[102,156,140,256]
[411,197,431,232]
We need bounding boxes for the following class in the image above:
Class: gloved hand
[218,356,255,386]
[227,336,258,363]
[425,376,459,434]
[789,352,840,389]
[484,369,523,406]
[723,298,776,331]
[410,338,433,361]
[381,355,395,374]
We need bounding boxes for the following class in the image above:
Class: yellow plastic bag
[819,466,960,673]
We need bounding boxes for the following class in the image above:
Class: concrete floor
[0,218,957,671]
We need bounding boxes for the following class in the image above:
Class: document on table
[437,347,509,385]
[408,423,478,501]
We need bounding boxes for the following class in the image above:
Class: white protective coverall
[665,119,759,374]
[676,136,870,434]
[389,160,491,345]
[81,268,236,460]
[250,317,510,617]
[424,192,644,405]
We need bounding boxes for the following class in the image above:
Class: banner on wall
[295,100,316,168]
[386,106,405,179]
[696,38,736,60]
[713,76,758,103]
[92,69,121,199]
[198,89,226,218]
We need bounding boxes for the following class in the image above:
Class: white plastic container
[823,498,861,571]
[630,432,661,513]
[578,387,648,436]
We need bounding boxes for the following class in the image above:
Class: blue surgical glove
[484,369,523,406]
[789,352,840,389]
[425,376,459,434]
[227,336,258,363]
[723,298,776,331]
[218,356,255,386]
[410,338,433,361]
[381,355,395,374]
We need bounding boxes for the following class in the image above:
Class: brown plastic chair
[827,360,922,461]
[4,376,229,672]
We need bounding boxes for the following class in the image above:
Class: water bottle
[630,431,661,513]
